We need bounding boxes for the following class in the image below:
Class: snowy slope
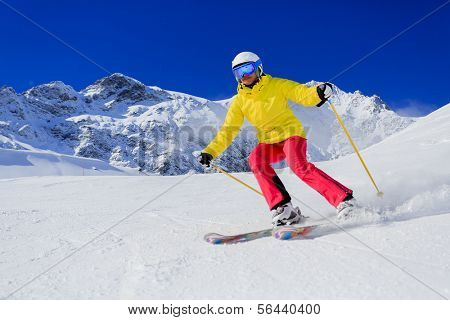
[0,104,449,299]
[0,73,415,175]
[0,147,139,178]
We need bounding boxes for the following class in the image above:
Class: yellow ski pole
[328,102,384,197]
[211,164,264,197]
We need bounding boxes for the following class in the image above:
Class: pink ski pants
[248,136,352,210]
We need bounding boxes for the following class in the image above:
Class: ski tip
[207,238,225,245]
[204,233,229,245]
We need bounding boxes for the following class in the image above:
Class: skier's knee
[290,162,314,179]
[248,152,266,173]
[248,157,262,173]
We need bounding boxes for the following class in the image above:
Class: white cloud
[391,99,437,117]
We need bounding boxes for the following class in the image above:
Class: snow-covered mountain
[0,73,415,175]
[296,82,416,160]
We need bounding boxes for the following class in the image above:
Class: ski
[204,228,273,244]
[204,222,325,244]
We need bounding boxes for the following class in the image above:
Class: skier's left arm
[277,78,332,107]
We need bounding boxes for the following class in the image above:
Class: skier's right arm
[202,96,244,159]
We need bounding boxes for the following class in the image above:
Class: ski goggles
[232,60,261,80]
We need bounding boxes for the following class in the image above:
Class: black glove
[316,82,333,107]
[198,152,213,167]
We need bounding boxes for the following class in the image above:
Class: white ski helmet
[231,51,263,81]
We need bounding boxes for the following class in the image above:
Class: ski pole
[328,102,384,197]
[212,164,264,196]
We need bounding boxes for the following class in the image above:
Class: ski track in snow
[0,104,449,299]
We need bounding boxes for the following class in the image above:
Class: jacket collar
[237,74,271,96]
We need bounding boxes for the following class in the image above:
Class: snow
[0,148,139,178]
[0,104,449,299]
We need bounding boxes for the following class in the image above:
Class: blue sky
[0,0,449,115]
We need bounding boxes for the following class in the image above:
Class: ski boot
[336,196,358,219]
[272,202,305,227]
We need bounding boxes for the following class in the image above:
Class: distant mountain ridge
[0,73,415,174]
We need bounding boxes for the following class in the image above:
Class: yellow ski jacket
[203,74,323,158]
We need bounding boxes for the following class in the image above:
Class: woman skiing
[198,52,355,226]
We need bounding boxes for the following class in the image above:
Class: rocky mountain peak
[0,86,18,104]
[81,73,152,103]
[24,81,79,102]
[79,73,172,110]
